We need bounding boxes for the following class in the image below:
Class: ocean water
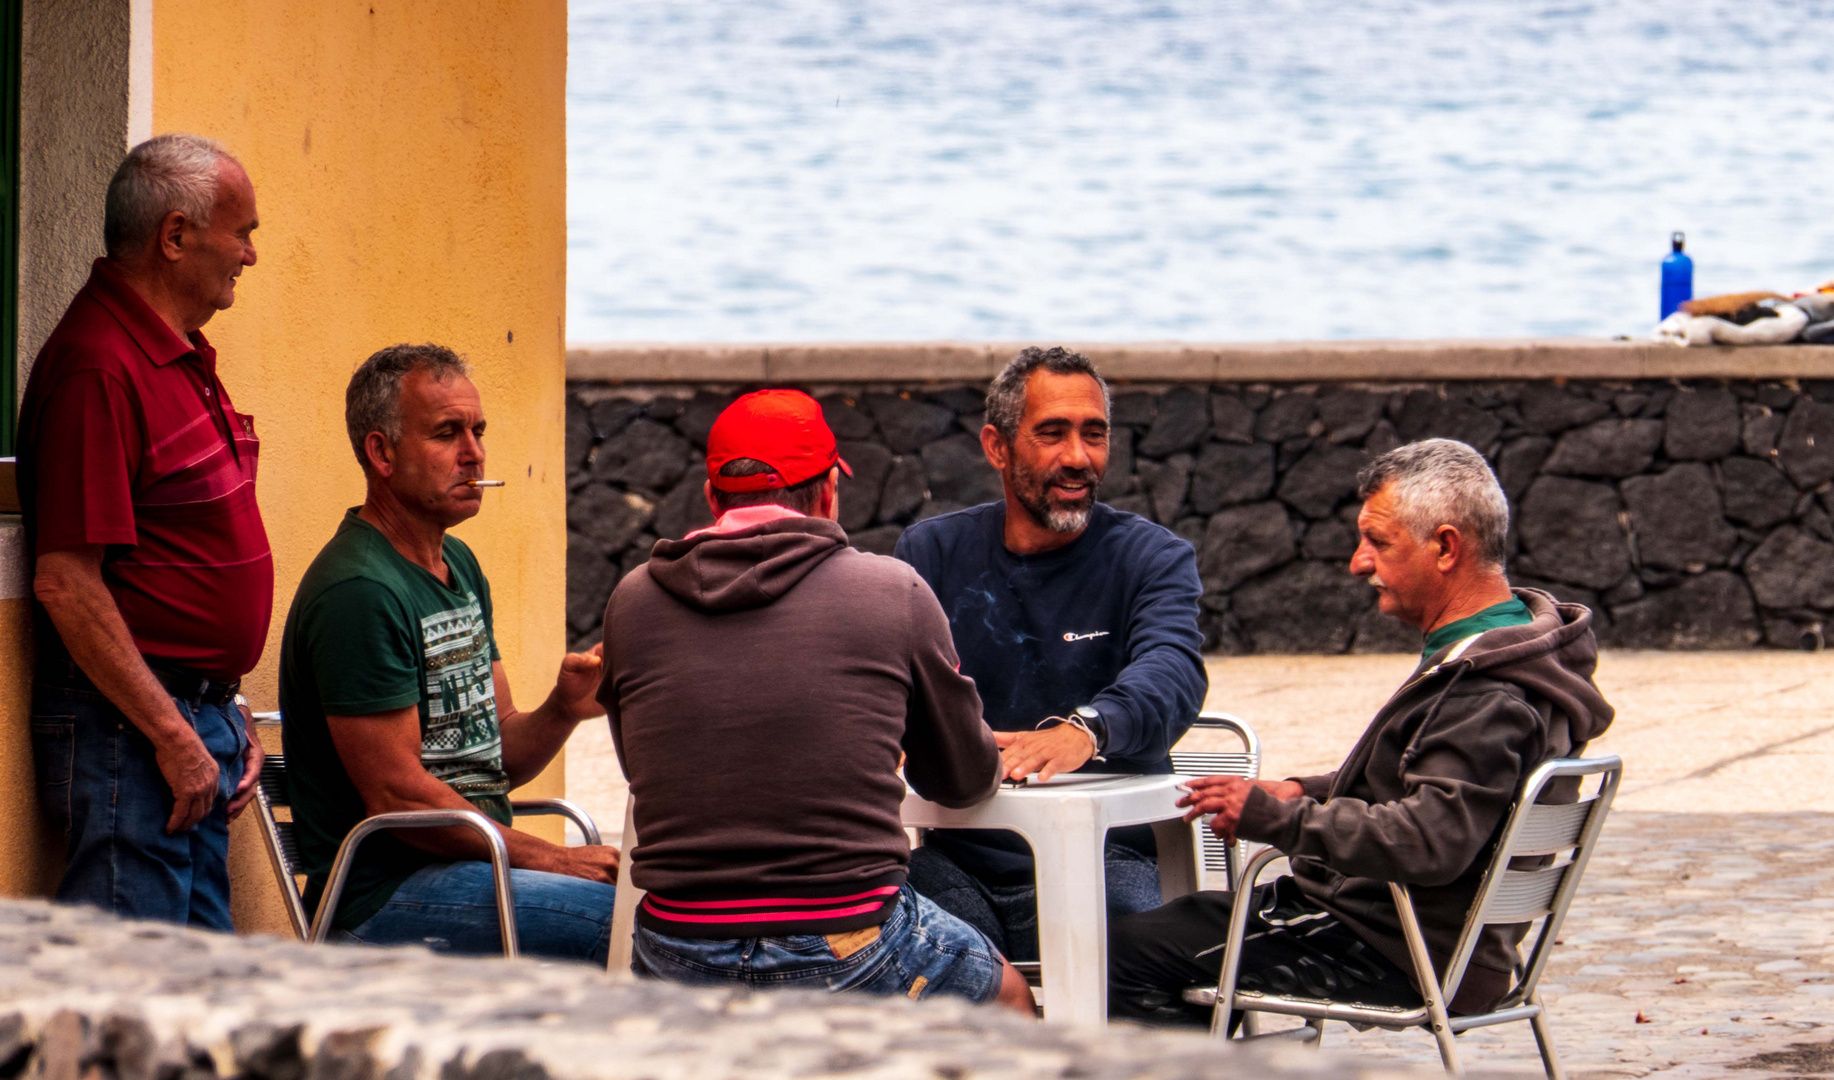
[567,1,1834,344]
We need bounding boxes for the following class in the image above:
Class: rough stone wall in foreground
[0,897,1399,1080]
[566,379,1834,654]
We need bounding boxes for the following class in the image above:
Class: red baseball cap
[705,389,853,492]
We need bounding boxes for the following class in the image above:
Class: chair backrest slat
[276,821,303,875]
[252,747,314,941]
[1169,752,1256,777]
[1479,866,1566,924]
[259,757,289,805]
[1170,714,1261,883]
[1438,755,1621,1008]
[1511,799,1595,856]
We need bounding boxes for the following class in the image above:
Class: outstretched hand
[560,844,621,886]
[1177,776,1305,843]
[993,724,1095,782]
[533,842,621,886]
[553,643,606,722]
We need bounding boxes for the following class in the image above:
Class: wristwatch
[1073,705,1109,754]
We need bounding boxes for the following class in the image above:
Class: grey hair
[1357,438,1510,568]
[346,344,473,469]
[104,134,235,258]
[984,346,1110,441]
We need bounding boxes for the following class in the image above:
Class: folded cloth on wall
[1727,303,1783,325]
[1681,291,1787,317]
[1804,320,1834,345]
[1655,302,1809,346]
[1792,292,1834,324]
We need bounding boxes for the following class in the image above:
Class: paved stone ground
[1247,811,1834,1079]
[563,650,1834,1078]
[1194,651,1834,814]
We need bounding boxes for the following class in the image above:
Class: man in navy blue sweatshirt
[894,346,1208,962]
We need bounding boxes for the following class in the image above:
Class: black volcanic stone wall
[566,379,1834,654]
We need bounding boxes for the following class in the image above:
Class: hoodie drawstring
[1397,638,1481,776]
[1399,665,1467,776]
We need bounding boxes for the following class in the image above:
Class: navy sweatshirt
[895,501,1208,883]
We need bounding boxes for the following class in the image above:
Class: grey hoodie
[598,511,1001,938]
[1236,588,1614,1014]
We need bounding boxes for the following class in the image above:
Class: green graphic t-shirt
[279,509,509,930]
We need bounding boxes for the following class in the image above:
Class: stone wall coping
[568,339,1834,384]
[0,898,1417,1080]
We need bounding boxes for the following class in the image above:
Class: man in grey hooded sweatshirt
[1109,438,1614,1025]
[599,389,1034,1014]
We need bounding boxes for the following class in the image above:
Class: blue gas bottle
[1661,231,1693,319]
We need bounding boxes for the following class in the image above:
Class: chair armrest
[1232,845,1286,899]
[309,809,519,957]
[1193,712,1260,760]
[511,798,603,846]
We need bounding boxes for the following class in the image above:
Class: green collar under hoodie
[1421,597,1533,659]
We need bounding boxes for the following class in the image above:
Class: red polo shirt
[19,259,273,681]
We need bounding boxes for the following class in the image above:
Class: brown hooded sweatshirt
[597,508,1001,938]
[1235,588,1614,1014]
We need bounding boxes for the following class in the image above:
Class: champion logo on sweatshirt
[1063,630,1111,642]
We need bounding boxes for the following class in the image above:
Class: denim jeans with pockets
[334,860,616,965]
[633,883,1003,1005]
[32,680,245,930]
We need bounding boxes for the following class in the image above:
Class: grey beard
[1041,503,1093,533]
[1013,467,1097,533]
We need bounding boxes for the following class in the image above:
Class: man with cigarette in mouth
[278,343,619,961]
[895,347,1208,964]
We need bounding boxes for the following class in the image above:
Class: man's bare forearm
[497,698,583,788]
[355,766,570,869]
[34,550,195,747]
[490,655,604,788]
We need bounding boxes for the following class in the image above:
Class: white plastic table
[903,773,1201,1026]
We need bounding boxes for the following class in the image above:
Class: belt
[147,664,241,707]
[42,656,240,707]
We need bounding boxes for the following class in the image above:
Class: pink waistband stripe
[643,885,901,911]
[640,898,894,924]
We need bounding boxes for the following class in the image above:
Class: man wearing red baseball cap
[596,389,1033,1012]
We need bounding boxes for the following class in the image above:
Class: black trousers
[1108,876,1422,1027]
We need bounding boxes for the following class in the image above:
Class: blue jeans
[907,840,1163,963]
[32,682,245,930]
[633,884,1003,1005]
[337,860,616,965]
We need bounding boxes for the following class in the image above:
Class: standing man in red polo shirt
[19,134,269,930]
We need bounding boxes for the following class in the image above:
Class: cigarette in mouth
[467,480,506,487]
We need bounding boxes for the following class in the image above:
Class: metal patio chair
[1184,755,1621,1078]
[1170,712,1261,889]
[250,712,602,958]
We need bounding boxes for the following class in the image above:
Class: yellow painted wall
[0,582,61,899]
[151,0,570,933]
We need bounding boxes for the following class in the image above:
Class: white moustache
[1366,573,1386,589]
